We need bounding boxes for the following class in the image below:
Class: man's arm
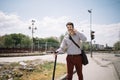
[79,32,87,42]
[56,37,67,54]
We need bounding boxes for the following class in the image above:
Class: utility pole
[88,9,94,57]
[29,20,37,53]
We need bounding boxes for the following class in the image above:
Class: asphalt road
[0,53,67,63]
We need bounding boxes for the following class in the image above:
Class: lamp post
[88,9,93,57]
[29,20,37,53]
[45,41,48,53]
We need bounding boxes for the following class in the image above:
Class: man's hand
[54,51,58,55]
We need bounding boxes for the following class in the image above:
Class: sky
[0,0,120,47]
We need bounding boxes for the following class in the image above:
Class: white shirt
[57,31,87,55]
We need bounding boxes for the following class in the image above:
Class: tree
[0,36,4,47]
[3,34,14,48]
[34,37,60,51]
[1,33,31,48]
[59,34,65,43]
[114,41,120,50]
[20,35,31,48]
[82,42,91,51]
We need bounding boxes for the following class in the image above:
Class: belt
[68,54,81,56]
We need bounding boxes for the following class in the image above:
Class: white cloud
[35,16,70,38]
[97,23,119,46]
[0,11,29,35]
[80,23,120,46]
[0,11,119,47]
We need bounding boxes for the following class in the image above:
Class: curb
[112,61,120,80]
[0,52,46,57]
[59,70,76,80]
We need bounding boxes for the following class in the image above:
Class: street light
[88,9,93,57]
[29,20,37,53]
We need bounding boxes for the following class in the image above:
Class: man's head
[66,22,75,35]
[66,22,74,28]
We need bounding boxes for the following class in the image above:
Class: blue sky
[0,0,120,24]
[0,0,120,46]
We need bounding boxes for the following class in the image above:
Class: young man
[57,22,87,80]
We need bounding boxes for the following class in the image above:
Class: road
[0,54,67,63]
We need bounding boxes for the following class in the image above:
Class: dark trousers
[66,55,83,80]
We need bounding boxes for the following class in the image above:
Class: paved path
[73,55,119,80]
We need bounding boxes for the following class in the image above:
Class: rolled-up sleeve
[79,32,87,42]
[57,38,67,54]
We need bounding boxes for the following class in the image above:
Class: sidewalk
[72,54,119,80]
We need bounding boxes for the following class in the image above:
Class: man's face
[67,25,74,34]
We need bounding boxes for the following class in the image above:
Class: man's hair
[66,22,74,28]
